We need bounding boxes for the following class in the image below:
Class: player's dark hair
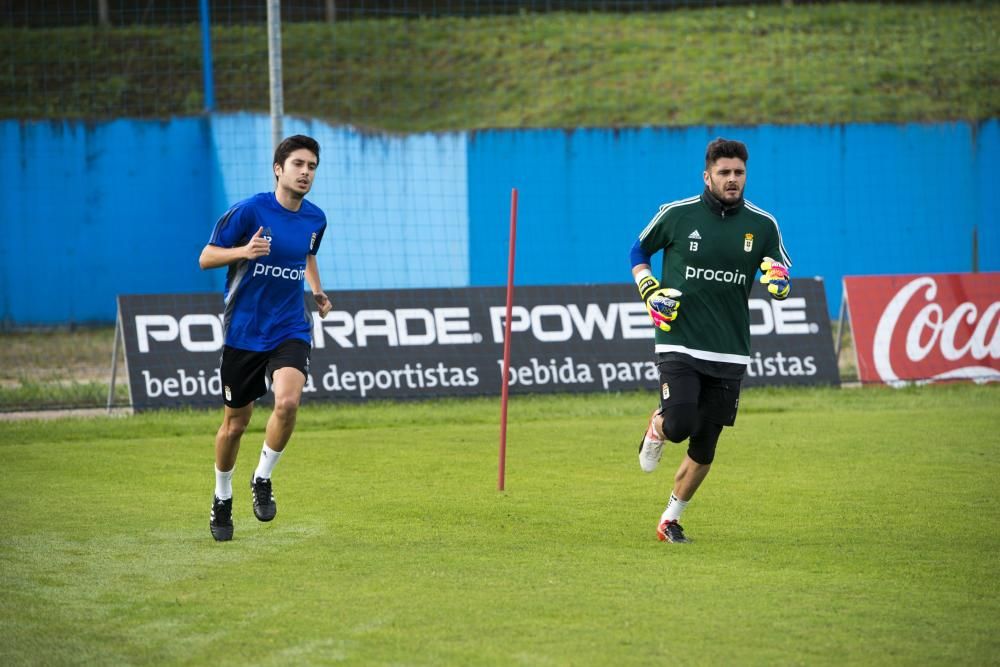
[273,135,320,177]
[705,138,748,168]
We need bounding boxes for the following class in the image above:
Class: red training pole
[498,188,518,492]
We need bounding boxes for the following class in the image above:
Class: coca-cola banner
[116,281,839,410]
[843,273,1000,385]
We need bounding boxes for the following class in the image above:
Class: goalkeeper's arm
[630,240,681,331]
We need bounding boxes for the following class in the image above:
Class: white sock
[254,442,283,480]
[661,493,689,523]
[215,466,234,500]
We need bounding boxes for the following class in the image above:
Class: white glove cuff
[634,268,653,287]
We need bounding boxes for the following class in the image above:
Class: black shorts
[219,339,311,408]
[656,356,742,427]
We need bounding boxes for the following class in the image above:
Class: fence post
[199,0,215,112]
[267,0,284,150]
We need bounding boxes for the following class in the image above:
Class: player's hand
[313,291,332,318]
[759,257,790,299]
[637,275,681,332]
[245,226,271,260]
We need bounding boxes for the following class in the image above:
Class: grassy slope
[2,386,998,664]
[2,2,998,130]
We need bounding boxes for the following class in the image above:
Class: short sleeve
[310,216,327,255]
[208,202,256,248]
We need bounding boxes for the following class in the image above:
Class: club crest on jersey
[263,227,273,242]
[310,232,317,251]
[744,233,754,252]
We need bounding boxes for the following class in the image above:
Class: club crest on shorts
[224,385,232,402]
[661,382,670,400]
[744,233,754,252]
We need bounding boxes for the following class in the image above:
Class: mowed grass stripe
[2,385,998,665]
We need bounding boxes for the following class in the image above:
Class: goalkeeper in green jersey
[629,137,792,543]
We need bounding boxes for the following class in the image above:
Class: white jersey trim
[744,199,792,268]
[654,343,750,366]
[638,196,700,242]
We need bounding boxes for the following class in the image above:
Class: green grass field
[3,385,998,665]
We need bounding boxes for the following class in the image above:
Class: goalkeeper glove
[637,274,682,332]
[759,257,790,299]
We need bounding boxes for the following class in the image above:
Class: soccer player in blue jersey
[630,138,792,543]
[199,135,333,542]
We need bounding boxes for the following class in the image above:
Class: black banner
[117,280,838,410]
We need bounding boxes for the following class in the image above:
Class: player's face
[703,157,746,205]
[274,148,318,199]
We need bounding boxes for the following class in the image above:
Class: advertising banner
[117,280,838,410]
[843,273,1000,385]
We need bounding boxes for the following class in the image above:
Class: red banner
[844,273,1000,385]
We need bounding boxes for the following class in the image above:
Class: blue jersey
[208,192,327,352]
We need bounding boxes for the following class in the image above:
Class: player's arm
[759,227,792,300]
[199,226,270,270]
[305,254,332,318]
[630,239,681,332]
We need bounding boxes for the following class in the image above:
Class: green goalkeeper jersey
[637,189,791,372]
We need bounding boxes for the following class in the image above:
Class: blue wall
[1,118,223,324]
[468,122,999,312]
[1,116,995,325]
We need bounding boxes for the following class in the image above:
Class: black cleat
[657,519,692,543]
[251,476,277,522]
[210,496,233,541]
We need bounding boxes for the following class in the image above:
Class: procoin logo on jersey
[684,265,748,286]
[744,233,754,252]
[253,264,306,280]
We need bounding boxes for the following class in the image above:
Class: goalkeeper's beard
[709,179,743,205]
